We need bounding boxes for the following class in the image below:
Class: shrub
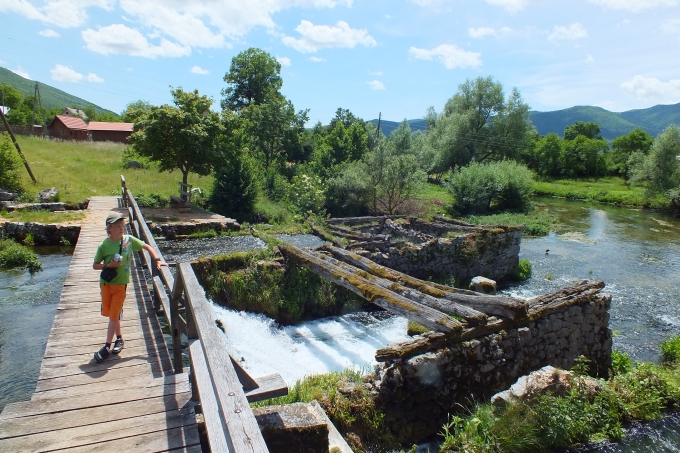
[325,162,371,217]
[135,193,168,208]
[447,161,535,215]
[513,258,532,281]
[660,334,680,365]
[611,350,633,375]
[0,132,24,193]
[0,239,42,272]
[286,173,327,216]
[210,149,257,221]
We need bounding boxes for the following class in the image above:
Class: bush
[286,173,327,216]
[611,350,633,375]
[447,161,535,215]
[325,162,371,217]
[0,239,42,272]
[0,132,24,193]
[660,334,680,364]
[135,193,168,208]
[513,258,532,280]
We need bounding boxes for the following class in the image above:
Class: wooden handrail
[119,175,272,453]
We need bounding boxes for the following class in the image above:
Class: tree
[561,135,609,180]
[611,128,653,178]
[121,100,152,123]
[564,121,602,140]
[0,132,24,193]
[630,125,680,198]
[0,83,23,109]
[424,76,533,170]
[129,88,221,187]
[241,96,308,172]
[532,133,562,177]
[221,48,283,112]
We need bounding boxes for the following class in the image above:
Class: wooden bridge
[0,179,286,452]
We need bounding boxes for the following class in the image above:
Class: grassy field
[533,176,668,209]
[14,135,214,204]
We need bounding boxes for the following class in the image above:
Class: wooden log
[347,240,390,250]
[375,331,449,362]
[527,280,605,320]
[325,215,409,225]
[327,224,373,240]
[279,244,462,334]
[311,251,487,325]
[320,244,528,320]
[307,222,345,247]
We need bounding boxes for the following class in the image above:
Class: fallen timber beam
[307,222,345,247]
[527,279,605,321]
[311,250,488,326]
[326,215,410,225]
[279,244,462,335]
[326,224,374,240]
[319,244,528,321]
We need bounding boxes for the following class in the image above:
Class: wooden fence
[121,175,287,452]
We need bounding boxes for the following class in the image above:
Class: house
[61,108,88,121]
[48,115,88,141]
[87,121,134,143]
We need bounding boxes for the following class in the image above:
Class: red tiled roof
[87,122,134,132]
[52,115,88,130]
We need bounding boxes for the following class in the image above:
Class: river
[1,199,679,450]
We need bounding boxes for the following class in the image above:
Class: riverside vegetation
[0,238,42,272]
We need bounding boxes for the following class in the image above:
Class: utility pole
[0,107,37,183]
[30,83,47,137]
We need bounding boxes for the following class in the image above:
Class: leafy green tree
[0,132,24,193]
[564,121,602,140]
[422,77,533,171]
[221,48,283,112]
[0,83,23,109]
[241,96,308,172]
[96,112,122,122]
[325,162,371,217]
[561,135,609,179]
[630,125,680,198]
[129,88,221,187]
[611,128,653,178]
[447,160,535,214]
[210,130,257,221]
[121,100,152,123]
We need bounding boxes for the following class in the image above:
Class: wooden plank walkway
[0,197,201,452]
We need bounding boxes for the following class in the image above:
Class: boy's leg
[95,285,125,362]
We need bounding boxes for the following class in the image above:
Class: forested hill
[0,67,116,115]
[530,103,680,140]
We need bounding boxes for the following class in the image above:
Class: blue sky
[1,0,679,125]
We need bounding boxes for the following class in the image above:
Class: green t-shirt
[94,234,145,285]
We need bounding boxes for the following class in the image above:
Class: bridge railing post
[120,175,128,207]
[170,272,185,374]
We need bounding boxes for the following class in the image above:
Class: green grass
[463,211,558,237]
[0,238,42,272]
[0,209,85,223]
[410,181,454,218]
[533,176,669,209]
[14,135,213,204]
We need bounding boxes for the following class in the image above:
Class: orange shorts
[100,284,126,321]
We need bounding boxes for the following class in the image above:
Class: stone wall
[357,228,522,282]
[0,221,80,246]
[149,220,240,239]
[364,287,612,443]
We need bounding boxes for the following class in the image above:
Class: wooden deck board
[0,197,200,452]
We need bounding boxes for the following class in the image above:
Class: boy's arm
[143,243,168,270]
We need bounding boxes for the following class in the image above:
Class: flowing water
[2,203,679,449]
[0,248,73,412]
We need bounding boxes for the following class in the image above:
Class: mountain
[0,67,117,116]
[530,103,680,140]
[368,118,427,136]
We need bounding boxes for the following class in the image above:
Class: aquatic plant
[660,334,680,365]
[512,258,532,281]
[0,239,42,272]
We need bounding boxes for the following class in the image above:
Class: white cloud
[367,80,385,90]
[282,20,377,53]
[51,64,83,83]
[408,44,482,69]
[11,66,30,79]
[469,27,496,38]
[309,56,326,62]
[39,29,60,38]
[588,0,677,12]
[485,0,542,13]
[276,56,292,67]
[548,23,588,41]
[662,19,680,34]
[0,0,115,28]
[621,75,680,101]
[86,73,104,82]
[82,24,191,58]
[191,65,209,74]
[585,54,595,63]
[370,70,383,76]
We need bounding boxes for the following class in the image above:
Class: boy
[92,213,167,363]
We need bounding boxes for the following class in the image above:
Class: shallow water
[0,248,73,412]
